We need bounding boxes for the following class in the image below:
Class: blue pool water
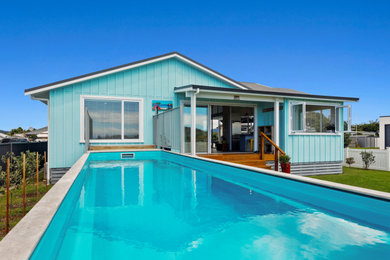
[31,151,390,259]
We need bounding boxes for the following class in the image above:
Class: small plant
[279,154,291,164]
[345,157,355,167]
[360,151,375,170]
[279,154,291,173]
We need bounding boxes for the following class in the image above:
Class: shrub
[279,154,291,164]
[360,151,375,170]
[345,157,355,167]
[0,151,43,188]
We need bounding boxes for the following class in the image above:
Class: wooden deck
[89,145,156,151]
[199,153,275,170]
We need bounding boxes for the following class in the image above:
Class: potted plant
[279,154,291,173]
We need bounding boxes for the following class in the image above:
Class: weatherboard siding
[49,57,236,168]
[283,99,344,163]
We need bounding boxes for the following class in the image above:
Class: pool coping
[0,149,389,259]
[0,153,90,260]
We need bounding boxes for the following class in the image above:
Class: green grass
[309,167,390,193]
[0,178,52,240]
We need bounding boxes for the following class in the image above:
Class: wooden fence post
[23,153,26,216]
[36,152,39,200]
[6,158,10,234]
[44,151,47,191]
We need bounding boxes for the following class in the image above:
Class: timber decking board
[199,153,273,170]
[89,145,156,151]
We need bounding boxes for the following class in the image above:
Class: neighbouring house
[379,116,390,149]
[25,126,48,141]
[0,132,8,141]
[25,52,358,181]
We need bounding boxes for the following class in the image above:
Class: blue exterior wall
[49,57,237,168]
[283,99,345,163]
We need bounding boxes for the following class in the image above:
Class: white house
[379,116,390,149]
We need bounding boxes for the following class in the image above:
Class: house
[25,52,358,181]
[25,126,48,141]
[379,116,390,149]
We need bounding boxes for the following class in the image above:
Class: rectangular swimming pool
[31,151,390,259]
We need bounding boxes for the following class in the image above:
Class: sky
[0,0,389,131]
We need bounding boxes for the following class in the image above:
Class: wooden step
[200,153,260,160]
[199,153,271,170]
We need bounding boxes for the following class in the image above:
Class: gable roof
[25,52,248,95]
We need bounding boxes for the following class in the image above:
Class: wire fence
[0,151,50,239]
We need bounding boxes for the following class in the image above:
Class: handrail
[259,131,286,171]
[259,131,285,155]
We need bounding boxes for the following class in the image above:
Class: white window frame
[289,101,350,135]
[80,95,144,143]
[336,104,352,133]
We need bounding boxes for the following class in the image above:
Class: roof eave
[174,85,359,102]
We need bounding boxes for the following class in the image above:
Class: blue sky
[1,0,389,130]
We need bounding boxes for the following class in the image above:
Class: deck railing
[259,131,285,171]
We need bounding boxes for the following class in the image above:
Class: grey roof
[239,82,308,95]
[25,126,48,135]
[175,85,359,102]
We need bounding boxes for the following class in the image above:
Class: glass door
[183,105,209,153]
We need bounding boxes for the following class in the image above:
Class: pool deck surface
[0,149,389,260]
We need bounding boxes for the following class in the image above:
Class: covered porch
[153,85,286,170]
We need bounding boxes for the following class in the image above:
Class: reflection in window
[84,98,141,140]
[184,106,208,153]
[85,100,122,139]
[124,102,139,139]
[306,105,336,133]
[292,104,304,131]
[291,103,339,133]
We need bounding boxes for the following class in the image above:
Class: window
[290,102,351,134]
[81,96,143,142]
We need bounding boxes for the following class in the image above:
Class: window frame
[289,101,351,135]
[80,95,144,143]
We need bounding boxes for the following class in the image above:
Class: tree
[345,157,355,167]
[360,151,375,170]
[344,133,351,148]
[9,127,25,136]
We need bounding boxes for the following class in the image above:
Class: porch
[153,84,286,170]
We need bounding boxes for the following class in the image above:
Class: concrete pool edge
[1,149,389,259]
[0,153,90,260]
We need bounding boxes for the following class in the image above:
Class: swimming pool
[31,151,390,259]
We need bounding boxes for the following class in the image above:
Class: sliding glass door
[183,106,209,153]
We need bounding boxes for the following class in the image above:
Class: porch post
[274,100,280,146]
[190,92,197,156]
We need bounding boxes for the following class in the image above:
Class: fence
[344,148,390,171]
[350,136,379,148]
[0,142,47,169]
[153,108,181,151]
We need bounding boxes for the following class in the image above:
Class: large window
[290,102,351,134]
[81,96,143,142]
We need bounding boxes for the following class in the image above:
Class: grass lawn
[0,180,52,240]
[309,167,390,193]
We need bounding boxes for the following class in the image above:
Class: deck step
[199,153,271,170]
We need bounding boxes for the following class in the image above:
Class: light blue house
[25,52,358,180]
